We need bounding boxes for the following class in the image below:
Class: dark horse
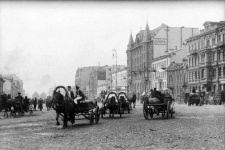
[118,96,130,114]
[52,86,75,128]
[104,96,117,118]
[0,94,12,118]
[46,96,52,111]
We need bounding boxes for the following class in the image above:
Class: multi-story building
[0,75,5,95]
[75,66,99,96]
[89,66,106,98]
[187,21,225,92]
[127,23,153,98]
[167,59,188,101]
[127,23,199,97]
[111,68,127,93]
[89,65,126,98]
[2,74,24,98]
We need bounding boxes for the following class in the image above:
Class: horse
[104,96,117,118]
[0,94,12,118]
[52,87,75,128]
[46,98,52,111]
[128,96,136,108]
[118,96,130,113]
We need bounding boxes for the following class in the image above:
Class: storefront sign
[153,38,167,45]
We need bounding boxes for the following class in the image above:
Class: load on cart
[143,88,175,120]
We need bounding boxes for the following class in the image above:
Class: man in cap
[15,92,24,112]
[74,85,85,104]
[67,86,75,99]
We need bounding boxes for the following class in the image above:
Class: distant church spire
[127,32,134,50]
[143,22,150,42]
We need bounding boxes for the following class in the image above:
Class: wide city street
[0,101,224,150]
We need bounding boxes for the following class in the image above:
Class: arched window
[195,72,197,79]
[201,69,205,78]
[213,68,216,77]
[218,67,221,77]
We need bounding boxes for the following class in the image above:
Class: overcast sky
[0,1,224,96]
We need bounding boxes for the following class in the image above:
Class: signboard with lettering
[153,38,167,45]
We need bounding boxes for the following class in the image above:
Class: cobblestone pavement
[0,102,224,150]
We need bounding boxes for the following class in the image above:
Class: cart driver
[67,86,75,99]
[74,85,85,104]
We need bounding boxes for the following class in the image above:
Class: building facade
[2,74,24,98]
[88,65,126,98]
[75,66,99,96]
[0,75,5,95]
[167,59,188,101]
[111,69,127,93]
[127,23,199,97]
[187,21,225,92]
[127,23,153,98]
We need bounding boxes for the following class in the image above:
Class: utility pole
[113,49,117,93]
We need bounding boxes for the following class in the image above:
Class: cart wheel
[95,107,100,123]
[4,112,8,118]
[166,101,170,119]
[90,112,94,125]
[143,102,148,120]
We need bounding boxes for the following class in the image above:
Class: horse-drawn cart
[100,92,123,118]
[118,92,131,114]
[143,91,175,120]
[52,86,100,128]
[188,93,200,106]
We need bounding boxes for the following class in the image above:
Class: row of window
[154,81,167,90]
[152,71,167,79]
[189,50,225,67]
[152,60,168,69]
[189,69,205,81]
[188,34,225,51]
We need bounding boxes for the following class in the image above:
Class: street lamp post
[113,49,117,93]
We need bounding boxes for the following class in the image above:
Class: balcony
[189,49,198,55]
[218,59,225,64]
[217,41,225,47]
[199,62,206,67]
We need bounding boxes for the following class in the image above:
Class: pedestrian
[15,92,24,113]
[74,85,85,104]
[38,98,43,111]
[132,93,136,108]
[34,98,37,111]
[24,96,29,112]
[209,93,214,105]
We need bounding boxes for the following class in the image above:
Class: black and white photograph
[0,0,224,149]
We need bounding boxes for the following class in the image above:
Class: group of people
[17,93,44,111]
[67,85,86,104]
